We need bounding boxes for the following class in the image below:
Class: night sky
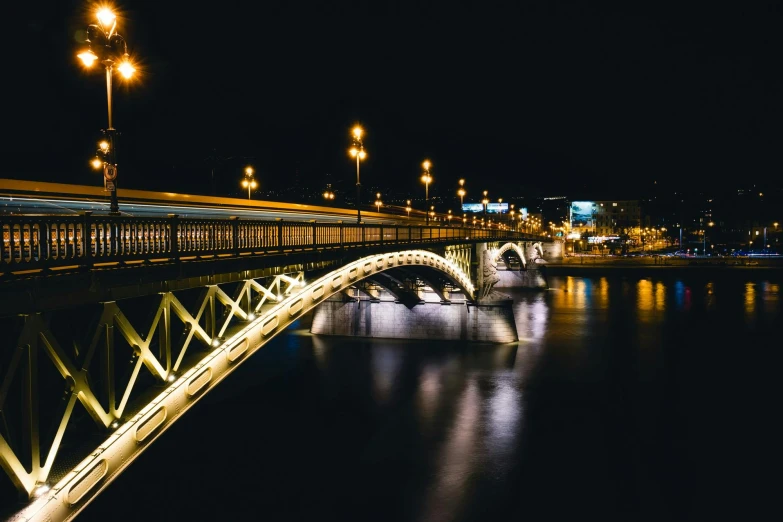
[5,0,782,200]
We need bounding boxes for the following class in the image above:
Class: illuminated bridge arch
[493,242,527,268]
[13,249,474,522]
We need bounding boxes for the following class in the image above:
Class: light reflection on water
[84,273,782,522]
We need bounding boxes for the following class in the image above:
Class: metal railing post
[169,214,179,260]
[312,222,317,249]
[82,211,92,267]
[231,216,239,256]
[277,220,284,252]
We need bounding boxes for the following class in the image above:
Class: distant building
[570,200,641,239]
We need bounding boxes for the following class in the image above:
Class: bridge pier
[310,294,518,343]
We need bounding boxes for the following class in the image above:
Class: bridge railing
[1,213,534,274]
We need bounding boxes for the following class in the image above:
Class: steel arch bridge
[492,242,529,268]
[3,249,474,522]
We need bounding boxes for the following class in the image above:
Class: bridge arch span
[15,249,474,522]
[493,242,527,268]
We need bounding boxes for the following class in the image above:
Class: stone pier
[310,295,518,343]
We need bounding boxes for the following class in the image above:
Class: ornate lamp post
[78,7,137,215]
[421,160,432,225]
[406,200,412,218]
[482,190,489,218]
[457,178,466,209]
[348,125,367,223]
[375,192,383,213]
[241,166,257,199]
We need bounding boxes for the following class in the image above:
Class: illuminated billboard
[570,201,597,228]
[462,202,509,214]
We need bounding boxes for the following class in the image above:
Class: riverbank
[542,255,783,276]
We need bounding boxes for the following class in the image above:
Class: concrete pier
[311,296,518,343]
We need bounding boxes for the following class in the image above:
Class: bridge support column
[311,296,517,343]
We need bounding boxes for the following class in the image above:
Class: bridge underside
[0,248,485,521]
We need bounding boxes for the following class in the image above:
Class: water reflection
[420,379,481,522]
[514,295,549,342]
[371,344,404,403]
[637,279,653,312]
[486,377,522,463]
[704,282,715,310]
[745,282,756,315]
[597,277,609,308]
[83,273,783,522]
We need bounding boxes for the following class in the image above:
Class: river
[80,272,779,521]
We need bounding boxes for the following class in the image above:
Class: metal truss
[4,249,473,522]
[0,271,305,500]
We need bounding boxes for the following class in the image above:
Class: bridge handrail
[0,213,538,274]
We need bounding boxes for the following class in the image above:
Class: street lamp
[375,192,383,213]
[241,166,257,199]
[421,160,432,225]
[77,6,137,215]
[447,209,452,225]
[406,199,412,218]
[349,125,367,224]
[457,179,466,209]
[430,205,436,224]
[481,190,489,218]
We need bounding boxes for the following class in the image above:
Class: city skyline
[4,0,781,199]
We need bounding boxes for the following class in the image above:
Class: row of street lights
[78,7,136,215]
[74,10,528,227]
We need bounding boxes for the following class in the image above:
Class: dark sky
[4,0,782,201]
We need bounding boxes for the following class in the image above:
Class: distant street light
[375,192,383,213]
[241,166,257,199]
[77,6,137,215]
[482,190,489,218]
[457,179,466,209]
[349,125,367,223]
[421,160,432,225]
[406,200,412,218]
[447,209,452,225]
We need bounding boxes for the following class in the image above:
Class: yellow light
[117,58,136,79]
[457,188,466,197]
[358,150,367,160]
[245,166,254,176]
[421,174,431,184]
[376,192,381,198]
[353,126,363,139]
[99,140,110,152]
[459,178,465,186]
[250,180,258,189]
[241,179,249,188]
[349,147,358,157]
[96,8,116,29]
[422,160,431,170]
[77,49,98,67]
[91,157,103,169]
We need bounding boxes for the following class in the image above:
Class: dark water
[80,273,779,521]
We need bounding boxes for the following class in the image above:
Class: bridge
[0,185,558,521]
